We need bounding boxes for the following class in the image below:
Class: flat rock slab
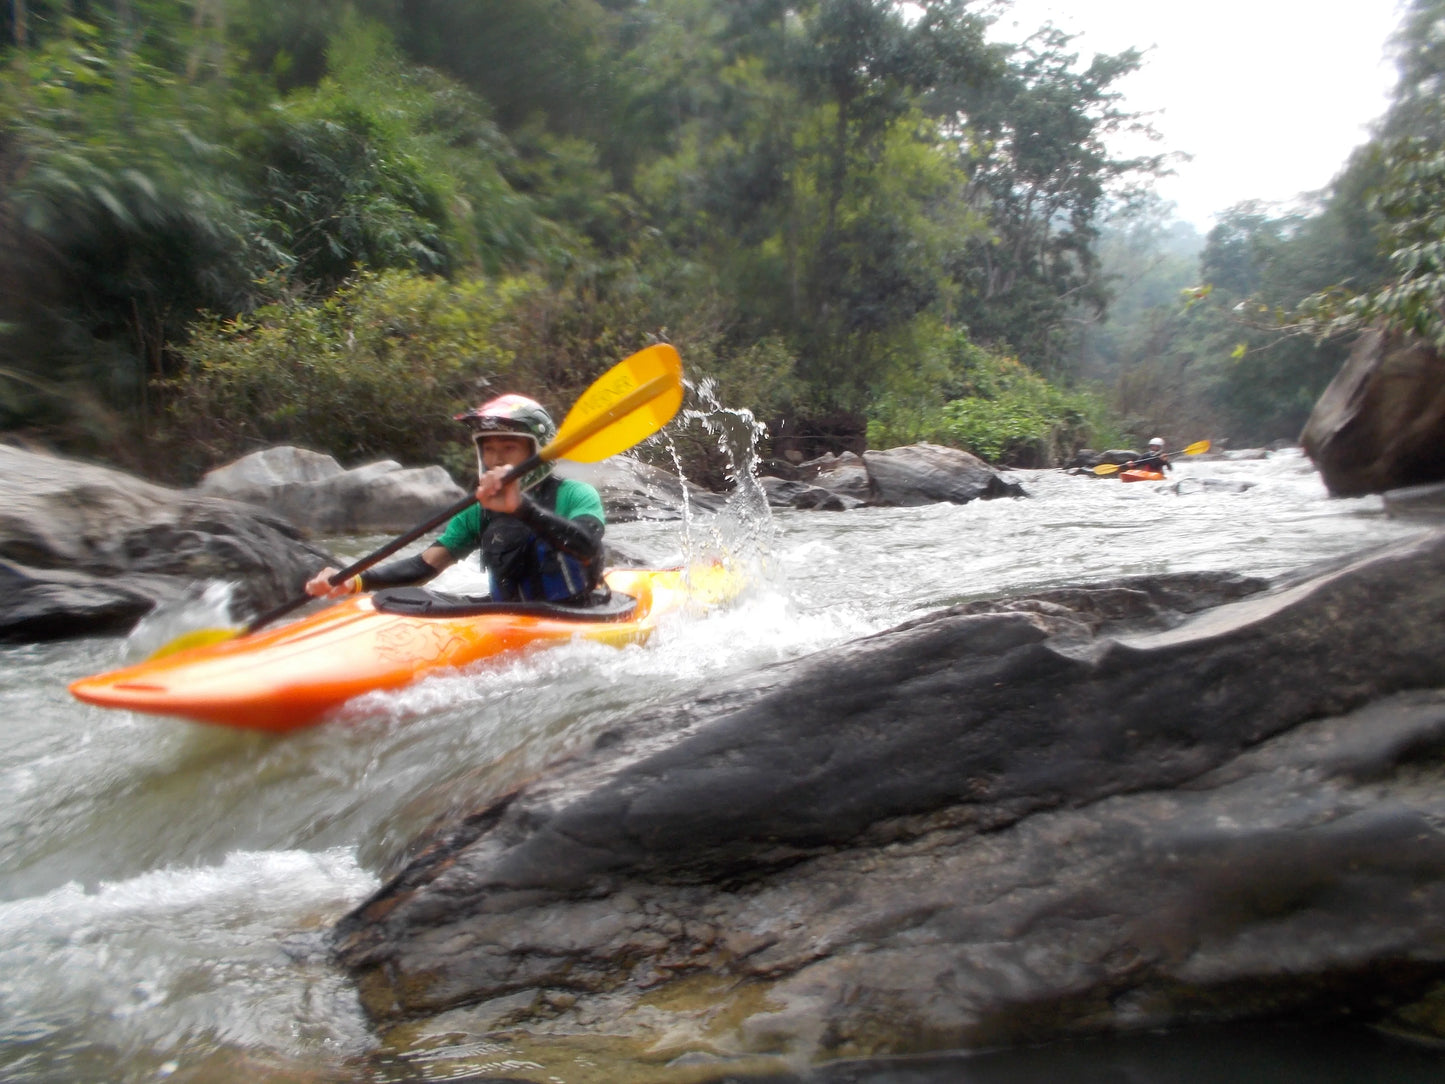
[332,530,1445,1064]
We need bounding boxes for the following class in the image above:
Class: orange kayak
[70,566,737,732]
[1119,469,1165,483]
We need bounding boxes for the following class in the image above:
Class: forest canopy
[1,0,1439,478]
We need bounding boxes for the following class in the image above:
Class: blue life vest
[479,478,597,603]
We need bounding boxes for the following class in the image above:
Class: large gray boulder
[0,445,333,640]
[1301,326,1445,496]
[763,444,1025,509]
[197,446,468,535]
[331,531,1445,1066]
[863,442,1025,505]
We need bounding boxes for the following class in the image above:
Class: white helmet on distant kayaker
[456,394,558,488]
[1148,437,1164,449]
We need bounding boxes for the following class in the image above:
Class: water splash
[653,376,777,587]
[120,582,240,663]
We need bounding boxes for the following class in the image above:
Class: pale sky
[987,0,1405,230]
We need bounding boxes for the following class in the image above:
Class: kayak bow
[70,564,738,732]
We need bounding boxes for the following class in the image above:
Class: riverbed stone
[806,452,875,502]
[0,445,333,640]
[331,529,1445,1066]
[759,476,863,511]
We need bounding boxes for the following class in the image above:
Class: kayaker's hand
[305,567,360,598]
[477,467,522,514]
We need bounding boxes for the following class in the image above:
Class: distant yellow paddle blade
[1182,439,1211,455]
[1092,462,1122,475]
[147,625,242,660]
[547,344,684,463]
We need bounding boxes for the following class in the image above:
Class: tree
[0,11,274,453]
[1381,0,1445,142]
[937,22,1165,375]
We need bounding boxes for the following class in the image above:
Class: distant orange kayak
[70,566,738,732]
[1119,469,1165,483]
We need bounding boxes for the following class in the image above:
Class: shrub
[160,270,526,480]
[867,326,1120,465]
[938,355,1119,466]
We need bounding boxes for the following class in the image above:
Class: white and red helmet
[455,394,557,488]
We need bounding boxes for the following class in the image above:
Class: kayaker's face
[477,435,534,472]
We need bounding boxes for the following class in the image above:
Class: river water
[2,445,1443,1083]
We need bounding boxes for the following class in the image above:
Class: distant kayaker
[305,394,607,604]
[1126,437,1172,474]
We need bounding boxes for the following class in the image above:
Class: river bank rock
[1301,326,1445,496]
[197,446,467,536]
[200,445,728,528]
[761,443,1024,508]
[0,445,334,640]
[331,529,1445,1069]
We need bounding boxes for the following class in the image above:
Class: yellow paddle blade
[1182,439,1211,455]
[546,344,684,463]
[147,625,242,660]
[1092,462,1123,475]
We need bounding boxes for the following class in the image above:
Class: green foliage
[1086,186,1373,448]
[240,17,540,287]
[867,326,1117,464]
[245,100,450,288]
[160,270,525,480]
[357,0,623,140]
[2,0,1170,471]
[695,336,802,425]
[937,354,1116,465]
[0,12,276,454]
[1104,1,1445,447]
[1303,138,1445,352]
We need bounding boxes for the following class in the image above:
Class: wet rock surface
[332,530,1445,1063]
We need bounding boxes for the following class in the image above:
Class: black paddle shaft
[243,451,545,635]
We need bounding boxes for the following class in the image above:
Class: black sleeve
[357,553,439,590]
[512,496,604,564]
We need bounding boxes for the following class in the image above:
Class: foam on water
[0,848,377,1075]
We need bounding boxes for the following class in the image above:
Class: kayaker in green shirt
[305,394,607,605]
